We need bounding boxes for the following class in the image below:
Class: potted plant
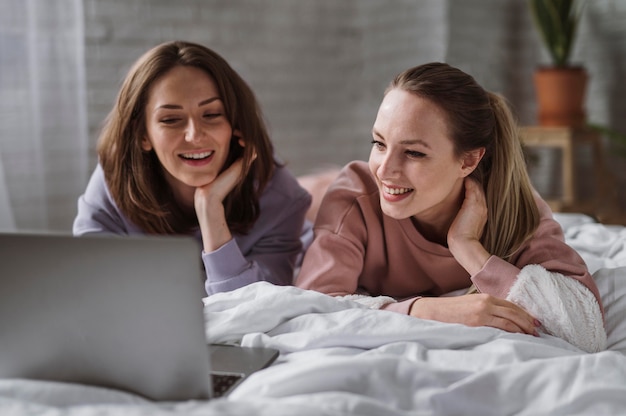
[529,0,587,127]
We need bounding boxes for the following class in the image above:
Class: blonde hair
[388,63,539,259]
[97,41,275,234]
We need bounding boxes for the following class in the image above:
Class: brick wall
[83,0,450,174]
[83,0,626,216]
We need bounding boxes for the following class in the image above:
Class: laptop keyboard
[211,372,244,398]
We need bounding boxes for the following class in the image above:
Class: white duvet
[2,213,626,416]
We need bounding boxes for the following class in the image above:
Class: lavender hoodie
[73,163,312,295]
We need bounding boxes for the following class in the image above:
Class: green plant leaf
[529,0,583,67]
[588,123,626,157]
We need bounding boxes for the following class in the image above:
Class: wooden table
[520,126,611,214]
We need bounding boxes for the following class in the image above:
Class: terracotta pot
[533,66,588,128]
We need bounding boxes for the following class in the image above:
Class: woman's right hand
[409,293,541,336]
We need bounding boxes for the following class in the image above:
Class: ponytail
[482,92,539,259]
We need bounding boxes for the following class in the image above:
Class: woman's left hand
[194,136,252,208]
[447,177,490,275]
[194,137,256,252]
[193,157,243,252]
[195,156,245,208]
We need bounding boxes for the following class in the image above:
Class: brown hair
[387,62,539,260]
[97,40,275,234]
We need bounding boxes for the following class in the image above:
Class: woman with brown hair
[74,40,311,295]
[296,62,605,352]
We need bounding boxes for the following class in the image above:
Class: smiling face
[369,88,477,227]
[142,65,233,208]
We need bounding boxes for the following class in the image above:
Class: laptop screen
[0,232,212,401]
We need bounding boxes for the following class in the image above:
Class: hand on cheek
[195,157,244,209]
[194,133,252,209]
[193,135,256,253]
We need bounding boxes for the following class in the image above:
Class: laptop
[0,232,278,401]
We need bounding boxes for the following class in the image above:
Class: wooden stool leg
[562,139,574,206]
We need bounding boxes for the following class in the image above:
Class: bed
[1,212,625,415]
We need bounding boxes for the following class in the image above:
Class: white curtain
[0,158,14,231]
[0,0,88,232]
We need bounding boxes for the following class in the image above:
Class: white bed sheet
[1,213,625,416]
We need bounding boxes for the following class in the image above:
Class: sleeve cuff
[506,264,606,353]
[471,255,521,298]
[202,239,250,283]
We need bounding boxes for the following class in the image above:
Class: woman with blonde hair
[74,40,311,295]
[296,62,605,352]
